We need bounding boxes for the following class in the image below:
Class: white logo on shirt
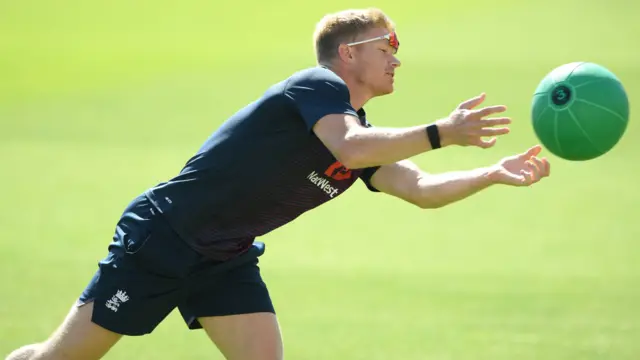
[307,171,340,198]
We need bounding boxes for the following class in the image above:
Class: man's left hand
[488,145,551,186]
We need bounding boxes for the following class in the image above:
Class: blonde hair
[313,8,395,65]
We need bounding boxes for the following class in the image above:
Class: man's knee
[5,340,103,360]
[4,342,79,360]
[5,343,42,360]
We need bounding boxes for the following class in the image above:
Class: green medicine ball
[531,62,630,161]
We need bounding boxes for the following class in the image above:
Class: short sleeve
[359,166,380,192]
[284,67,359,131]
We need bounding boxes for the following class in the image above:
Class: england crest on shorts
[105,289,130,312]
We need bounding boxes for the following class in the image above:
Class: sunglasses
[346,31,400,53]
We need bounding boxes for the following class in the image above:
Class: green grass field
[1,1,639,359]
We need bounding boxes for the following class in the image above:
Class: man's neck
[321,64,372,111]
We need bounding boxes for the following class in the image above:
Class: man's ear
[337,44,354,63]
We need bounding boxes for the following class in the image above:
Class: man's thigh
[199,313,283,360]
[178,247,281,360]
[178,243,274,329]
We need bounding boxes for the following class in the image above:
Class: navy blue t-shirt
[145,66,380,261]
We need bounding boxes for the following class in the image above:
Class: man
[6,7,550,360]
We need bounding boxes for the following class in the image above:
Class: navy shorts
[77,195,274,336]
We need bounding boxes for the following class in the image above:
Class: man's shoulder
[257,66,345,101]
[285,66,348,89]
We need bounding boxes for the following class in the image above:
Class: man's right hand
[436,93,512,149]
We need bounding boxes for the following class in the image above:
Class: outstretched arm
[368,145,551,209]
[313,93,511,169]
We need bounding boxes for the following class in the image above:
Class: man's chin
[376,86,395,96]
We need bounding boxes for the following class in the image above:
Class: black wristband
[426,124,441,149]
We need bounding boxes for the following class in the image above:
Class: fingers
[527,145,543,157]
[471,105,508,117]
[525,159,542,180]
[465,116,511,148]
[520,169,534,184]
[481,117,512,127]
[477,127,510,137]
[517,145,542,161]
[520,156,551,186]
[457,93,486,110]
[543,157,551,175]
[538,157,551,177]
